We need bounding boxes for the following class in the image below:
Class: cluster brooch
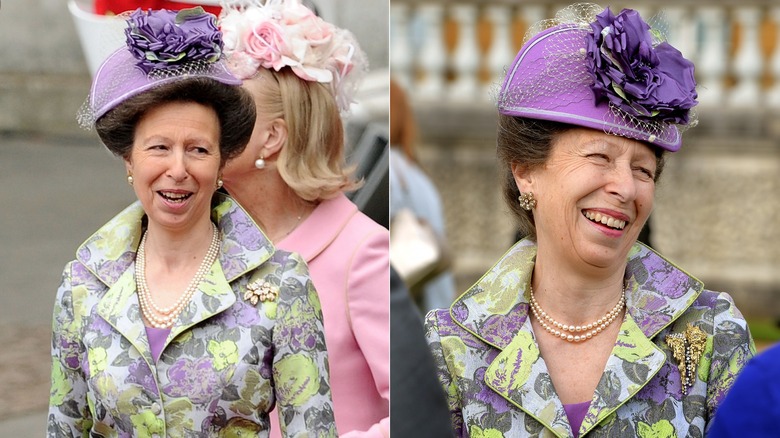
[244,279,279,305]
[666,323,707,395]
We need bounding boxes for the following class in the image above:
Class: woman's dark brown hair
[95,77,256,166]
[497,114,666,240]
[389,78,418,163]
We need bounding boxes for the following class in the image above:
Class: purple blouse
[145,326,171,362]
[563,401,590,438]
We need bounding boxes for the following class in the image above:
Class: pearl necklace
[135,223,220,329]
[529,285,625,343]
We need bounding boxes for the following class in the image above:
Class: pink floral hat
[497,3,698,152]
[219,0,368,113]
[79,7,240,128]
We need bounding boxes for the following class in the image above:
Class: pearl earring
[216,179,223,189]
[254,155,266,169]
[127,175,134,186]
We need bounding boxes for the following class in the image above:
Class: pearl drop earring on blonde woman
[254,155,266,169]
[518,192,536,210]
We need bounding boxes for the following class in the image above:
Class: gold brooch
[666,323,707,395]
[244,280,279,305]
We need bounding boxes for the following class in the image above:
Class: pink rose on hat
[220,0,368,112]
[245,20,289,71]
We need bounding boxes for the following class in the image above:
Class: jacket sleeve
[424,309,464,437]
[704,291,756,433]
[341,230,390,438]
[48,261,93,437]
[273,254,337,438]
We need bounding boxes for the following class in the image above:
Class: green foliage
[747,318,780,351]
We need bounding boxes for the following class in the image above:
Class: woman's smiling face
[125,101,221,234]
[515,128,658,270]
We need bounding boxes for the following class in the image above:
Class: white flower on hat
[219,0,367,112]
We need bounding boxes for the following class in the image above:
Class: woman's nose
[166,150,189,181]
[605,164,637,202]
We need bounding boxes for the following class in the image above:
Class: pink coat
[269,194,390,438]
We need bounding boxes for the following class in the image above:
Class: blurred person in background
[424,4,754,437]
[707,341,780,437]
[390,266,453,437]
[49,8,334,436]
[389,78,457,313]
[218,1,389,436]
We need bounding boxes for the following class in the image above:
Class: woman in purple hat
[424,4,754,437]
[48,7,335,437]
[216,1,390,437]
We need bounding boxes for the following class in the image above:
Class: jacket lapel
[82,194,274,361]
[579,313,666,435]
[170,259,236,339]
[452,240,573,435]
[277,193,357,263]
[579,244,703,435]
[451,240,703,437]
[211,194,274,282]
[97,266,154,364]
[484,319,572,437]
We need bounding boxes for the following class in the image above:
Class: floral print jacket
[49,194,336,437]
[425,239,754,438]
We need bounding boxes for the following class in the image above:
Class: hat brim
[90,48,242,122]
[498,25,682,152]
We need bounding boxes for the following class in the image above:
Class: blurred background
[4,0,780,433]
[390,0,780,345]
[0,0,387,434]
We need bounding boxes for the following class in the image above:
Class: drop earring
[216,178,223,189]
[127,174,134,186]
[518,192,536,210]
[254,155,266,169]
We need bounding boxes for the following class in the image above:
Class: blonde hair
[247,68,360,201]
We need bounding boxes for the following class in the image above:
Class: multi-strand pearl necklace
[529,285,625,343]
[135,223,220,329]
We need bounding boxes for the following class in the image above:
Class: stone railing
[391,0,780,318]
[392,0,780,108]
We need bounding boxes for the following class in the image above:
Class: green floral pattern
[48,194,336,437]
[425,239,754,437]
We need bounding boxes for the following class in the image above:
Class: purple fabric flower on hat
[585,7,697,125]
[125,7,224,73]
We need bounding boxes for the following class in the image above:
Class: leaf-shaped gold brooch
[244,279,279,305]
[666,323,707,395]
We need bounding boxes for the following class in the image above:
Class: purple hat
[78,7,241,128]
[497,4,698,152]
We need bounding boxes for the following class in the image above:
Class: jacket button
[151,402,161,415]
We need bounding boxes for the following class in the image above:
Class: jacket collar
[96,249,238,364]
[77,192,274,287]
[79,194,273,363]
[277,193,357,262]
[450,238,704,349]
[451,239,704,437]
